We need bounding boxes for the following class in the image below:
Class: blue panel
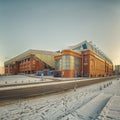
[83,73,88,77]
[82,44,87,49]
[37,71,43,76]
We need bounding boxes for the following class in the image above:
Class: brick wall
[5,56,45,75]
[82,50,113,77]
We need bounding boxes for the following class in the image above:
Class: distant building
[4,49,58,75]
[0,66,4,75]
[54,40,113,77]
[115,65,120,75]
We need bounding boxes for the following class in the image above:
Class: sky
[0,0,120,67]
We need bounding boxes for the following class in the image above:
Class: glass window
[62,55,70,70]
[61,55,80,70]
[55,55,81,70]
[55,59,62,70]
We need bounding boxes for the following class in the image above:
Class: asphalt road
[0,77,116,104]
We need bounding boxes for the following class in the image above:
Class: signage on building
[84,62,88,65]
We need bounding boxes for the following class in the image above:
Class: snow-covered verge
[0,75,53,86]
[97,95,120,120]
[0,78,120,120]
[96,79,120,120]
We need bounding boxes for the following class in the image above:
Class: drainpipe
[82,53,84,77]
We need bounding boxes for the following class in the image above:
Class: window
[5,65,8,68]
[28,58,30,61]
[74,57,80,70]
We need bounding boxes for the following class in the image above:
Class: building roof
[69,40,113,64]
[4,49,58,67]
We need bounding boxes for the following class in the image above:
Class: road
[0,76,116,104]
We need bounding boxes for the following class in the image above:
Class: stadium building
[4,41,113,77]
[4,49,58,75]
[54,41,113,77]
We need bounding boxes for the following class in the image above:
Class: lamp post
[74,71,77,92]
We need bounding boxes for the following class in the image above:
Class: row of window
[5,58,31,68]
[19,70,35,74]
[20,65,30,69]
[19,58,30,64]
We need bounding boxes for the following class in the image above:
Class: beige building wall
[0,66,4,75]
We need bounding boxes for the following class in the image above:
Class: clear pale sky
[0,0,120,66]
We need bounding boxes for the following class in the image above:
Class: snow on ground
[0,78,120,120]
[97,95,120,120]
[96,79,120,120]
[0,75,53,86]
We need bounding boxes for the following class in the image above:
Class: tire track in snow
[96,95,120,120]
[40,92,99,120]
[60,93,112,120]
[56,93,99,120]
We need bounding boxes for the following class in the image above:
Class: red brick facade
[82,50,113,77]
[4,47,113,77]
[5,55,54,75]
[5,50,57,75]
[55,50,113,78]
